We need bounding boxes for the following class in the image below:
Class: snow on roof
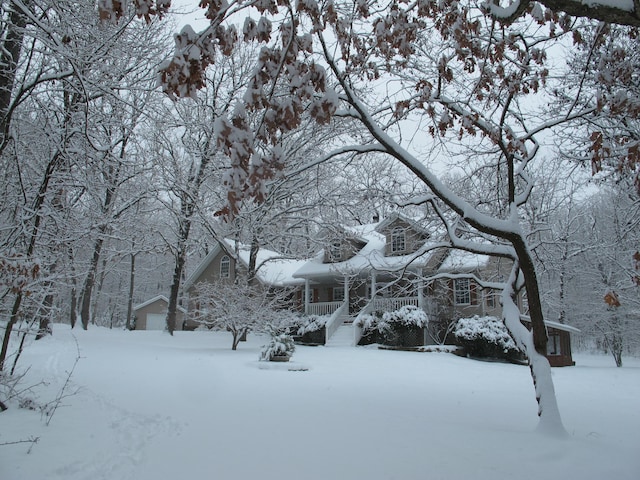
[438,249,491,273]
[520,315,581,334]
[544,320,581,334]
[293,221,442,279]
[374,212,430,235]
[184,239,306,289]
[133,295,187,313]
[236,245,307,287]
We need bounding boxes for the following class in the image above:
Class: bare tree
[190,281,294,350]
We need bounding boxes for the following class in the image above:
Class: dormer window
[329,240,342,261]
[391,227,406,253]
[220,255,230,278]
[454,278,471,305]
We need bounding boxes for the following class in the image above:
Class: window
[329,240,342,261]
[486,292,496,308]
[220,255,230,278]
[332,287,345,302]
[391,227,406,253]
[547,334,561,356]
[453,278,471,305]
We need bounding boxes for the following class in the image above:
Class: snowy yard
[1,325,639,480]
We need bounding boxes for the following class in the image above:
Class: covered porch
[301,269,432,317]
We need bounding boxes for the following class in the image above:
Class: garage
[145,313,166,331]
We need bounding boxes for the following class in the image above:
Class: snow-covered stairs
[326,323,355,347]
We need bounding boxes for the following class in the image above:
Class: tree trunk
[0,0,30,156]
[0,294,23,372]
[511,237,548,357]
[247,235,259,286]
[70,285,77,328]
[126,251,136,330]
[35,293,54,340]
[502,263,567,437]
[10,319,35,375]
[166,247,187,335]
[79,236,104,330]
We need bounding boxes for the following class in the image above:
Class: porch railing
[372,296,419,312]
[306,301,342,316]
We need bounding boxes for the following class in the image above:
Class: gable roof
[520,315,581,334]
[133,295,187,314]
[183,239,306,290]
[374,212,430,236]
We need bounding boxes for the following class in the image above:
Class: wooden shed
[522,317,580,367]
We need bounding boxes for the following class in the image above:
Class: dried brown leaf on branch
[604,291,621,307]
[98,0,171,23]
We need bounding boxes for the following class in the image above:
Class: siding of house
[189,250,238,288]
[378,218,429,257]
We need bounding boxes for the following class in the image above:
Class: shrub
[381,305,428,328]
[260,330,296,361]
[454,315,524,362]
[296,314,330,336]
[356,306,428,347]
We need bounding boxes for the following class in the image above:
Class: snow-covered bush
[296,314,330,336]
[381,305,428,328]
[454,315,523,362]
[354,311,383,332]
[259,332,296,361]
[356,306,428,347]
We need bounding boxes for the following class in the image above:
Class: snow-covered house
[133,295,187,331]
[291,213,512,345]
[181,215,577,363]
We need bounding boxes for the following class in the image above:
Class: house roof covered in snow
[293,220,445,280]
[437,249,491,273]
[374,212,431,236]
[183,239,307,290]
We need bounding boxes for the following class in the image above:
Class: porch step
[326,324,354,347]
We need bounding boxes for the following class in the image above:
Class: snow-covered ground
[1,324,639,480]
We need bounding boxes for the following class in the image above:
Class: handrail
[325,301,348,344]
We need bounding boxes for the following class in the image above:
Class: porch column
[344,275,349,314]
[370,272,377,300]
[304,279,310,315]
[417,276,425,310]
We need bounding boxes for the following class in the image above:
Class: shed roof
[133,295,187,314]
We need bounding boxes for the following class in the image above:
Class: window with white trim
[332,287,345,302]
[453,278,471,305]
[220,255,230,278]
[391,227,406,253]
